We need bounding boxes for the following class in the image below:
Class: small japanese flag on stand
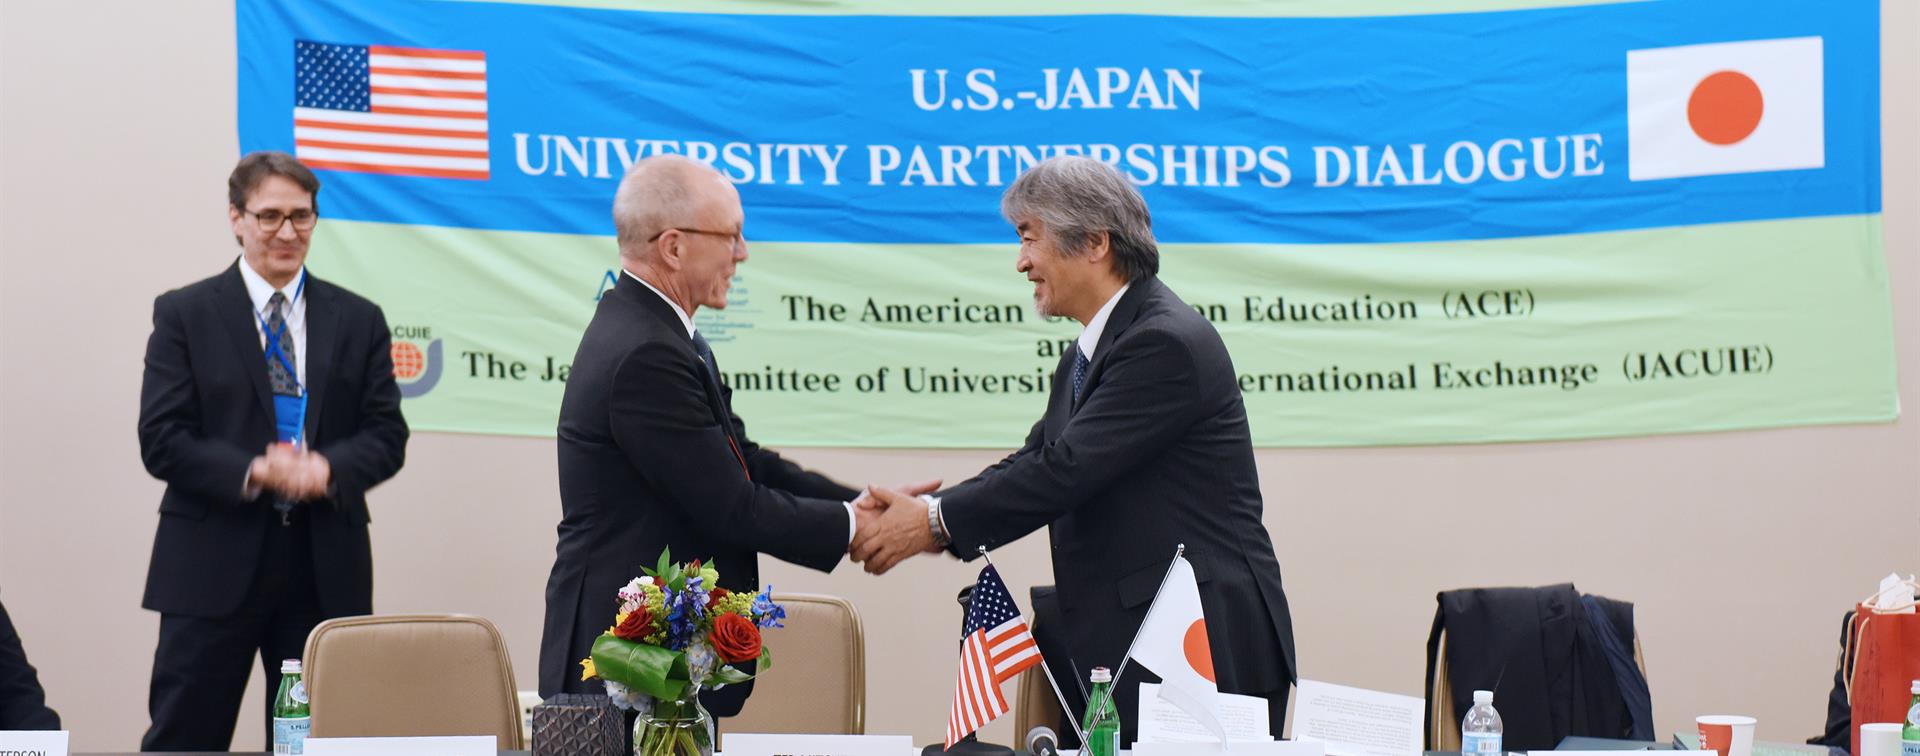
[1626,36,1825,181]
[1132,555,1229,742]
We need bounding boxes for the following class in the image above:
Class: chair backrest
[724,593,865,735]
[303,614,523,749]
[1425,590,1651,751]
[1013,665,1065,741]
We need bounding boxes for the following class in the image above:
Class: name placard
[1133,741,1325,756]
[302,735,495,756]
[0,731,69,756]
[719,733,915,756]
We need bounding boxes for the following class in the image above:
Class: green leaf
[656,548,672,578]
[707,664,754,689]
[589,634,690,701]
[756,647,773,673]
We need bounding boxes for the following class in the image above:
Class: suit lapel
[302,276,337,444]
[617,274,732,426]
[1042,346,1074,440]
[216,264,276,421]
[1070,279,1154,413]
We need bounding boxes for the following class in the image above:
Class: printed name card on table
[1134,681,1274,743]
[719,733,916,756]
[302,735,495,756]
[1134,740,1325,756]
[1290,679,1424,756]
[0,731,69,756]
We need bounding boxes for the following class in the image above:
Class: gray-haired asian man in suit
[854,156,1296,745]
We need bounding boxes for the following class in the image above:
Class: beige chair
[1013,664,1066,740]
[303,614,524,749]
[723,593,865,735]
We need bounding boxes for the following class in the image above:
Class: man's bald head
[613,154,736,263]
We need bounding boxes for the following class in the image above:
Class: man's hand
[848,486,937,575]
[257,443,331,501]
[852,478,942,511]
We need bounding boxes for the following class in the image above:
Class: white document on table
[302,735,495,756]
[1134,741,1325,756]
[1134,681,1273,743]
[719,733,915,755]
[1290,679,1423,756]
[0,731,68,756]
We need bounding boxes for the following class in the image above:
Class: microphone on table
[1025,725,1061,756]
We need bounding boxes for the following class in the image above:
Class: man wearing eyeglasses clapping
[137,151,409,751]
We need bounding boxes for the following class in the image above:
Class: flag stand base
[920,740,1014,756]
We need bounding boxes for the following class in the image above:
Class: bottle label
[1464,733,1502,755]
[291,681,309,705]
[1901,741,1920,756]
[1907,702,1920,727]
[274,716,311,756]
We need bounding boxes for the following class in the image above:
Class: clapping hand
[249,442,333,501]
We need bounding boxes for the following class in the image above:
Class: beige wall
[3,0,1916,750]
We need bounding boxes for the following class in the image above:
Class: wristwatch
[923,495,951,547]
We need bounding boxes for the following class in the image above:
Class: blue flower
[664,578,710,651]
[752,586,786,629]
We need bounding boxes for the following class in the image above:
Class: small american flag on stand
[945,564,1042,748]
[293,40,489,180]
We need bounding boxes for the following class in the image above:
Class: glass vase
[631,688,712,756]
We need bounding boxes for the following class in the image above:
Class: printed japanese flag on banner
[1626,36,1824,181]
[1132,556,1229,742]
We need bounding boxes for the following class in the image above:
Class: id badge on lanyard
[256,272,308,447]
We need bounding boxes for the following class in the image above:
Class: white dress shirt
[624,269,857,544]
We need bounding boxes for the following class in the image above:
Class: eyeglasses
[649,227,745,251]
[241,207,318,233]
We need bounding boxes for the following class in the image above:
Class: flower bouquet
[579,549,784,756]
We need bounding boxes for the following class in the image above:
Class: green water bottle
[1901,680,1920,756]
[1081,667,1121,756]
[273,659,311,756]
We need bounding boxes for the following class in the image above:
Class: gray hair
[1001,156,1159,282]
[613,154,715,261]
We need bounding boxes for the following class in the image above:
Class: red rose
[705,588,731,610]
[709,613,762,663]
[613,606,652,640]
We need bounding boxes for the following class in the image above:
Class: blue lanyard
[254,271,309,444]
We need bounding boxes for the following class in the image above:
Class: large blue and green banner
[236,0,1894,447]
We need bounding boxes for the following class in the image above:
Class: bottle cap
[1911,680,1919,694]
[1473,690,1493,704]
[281,659,303,674]
[1091,667,1112,683]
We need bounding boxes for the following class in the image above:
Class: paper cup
[1859,723,1904,756]
[1697,715,1757,756]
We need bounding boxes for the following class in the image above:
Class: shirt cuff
[842,500,856,546]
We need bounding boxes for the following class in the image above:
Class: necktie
[690,331,723,390]
[265,291,299,397]
[1071,344,1091,403]
[690,331,751,480]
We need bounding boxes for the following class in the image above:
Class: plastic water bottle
[273,659,311,756]
[1462,689,1503,756]
[1901,680,1920,756]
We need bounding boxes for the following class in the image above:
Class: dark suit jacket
[138,261,408,619]
[0,594,59,730]
[939,277,1296,730]
[538,273,856,713]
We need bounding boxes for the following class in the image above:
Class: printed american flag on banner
[293,40,489,180]
[946,564,1042,748]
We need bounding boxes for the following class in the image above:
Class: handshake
[247,442,333,501]
[848,479,946,576]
